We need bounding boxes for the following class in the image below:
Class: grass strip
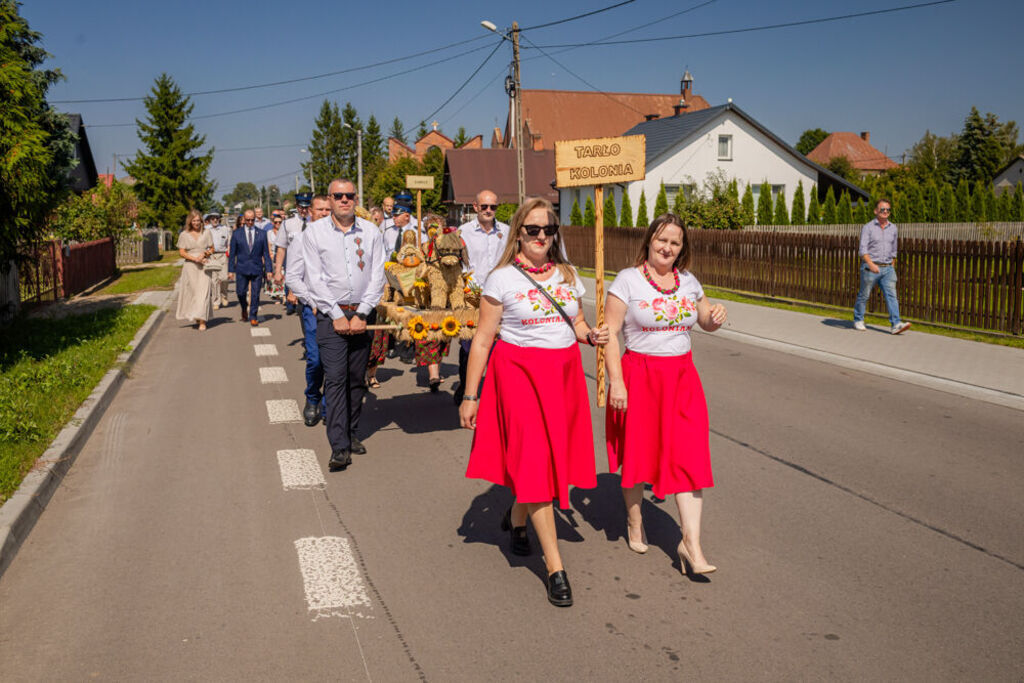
[576,267,1024,349]
[98,265,181,295]
[0,304,156,502]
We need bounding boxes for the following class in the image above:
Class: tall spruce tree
[654,182,668,217]
[340,102,363,181]
[806,185,821,224]
[821,186,837,224]
[939,183,957,221]
[740,184,755,225]
[619,191,634,227]
[603,191,618,227]
[836,190,853,223]
[302,101,345,195]
[123,73,214,229]
[416,120,429,139]
[569,198,583,225]
[756,182,773,224]
[952,107,1005,184]
[362,114,386,193]
[0,0,76,264]
[790,181,806,225]
[583,196,596,227]
[636,190,649,227]
[389,116,407,144]
[773,189,789,225]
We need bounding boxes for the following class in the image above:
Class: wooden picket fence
[561,225,1024,335]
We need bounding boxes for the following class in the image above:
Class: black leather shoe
[303,400,321,427]
[328,449,352,471]
[547,570,573,607]
[500,505,531,556]
[349,437,367,455]
[429,377,441,393]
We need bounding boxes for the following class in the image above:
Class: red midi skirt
[466,340,597,509]
[606,350,713,498]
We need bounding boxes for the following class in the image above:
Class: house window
[718,135,732,160]
[665,184,697,208]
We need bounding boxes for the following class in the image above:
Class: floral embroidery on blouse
[514,284,576,315]
[636,295,697,324]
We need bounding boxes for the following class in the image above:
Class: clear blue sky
[22,0,1024,199]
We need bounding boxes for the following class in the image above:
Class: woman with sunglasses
[460,197,609,607]
[604,213,727,577]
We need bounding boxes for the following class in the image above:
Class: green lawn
[97,264,181,295]
[0,305,156,502]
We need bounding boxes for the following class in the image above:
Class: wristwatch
[462,395,478,402]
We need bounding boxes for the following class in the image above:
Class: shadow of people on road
[361,388,461,436]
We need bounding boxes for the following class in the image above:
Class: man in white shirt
[301,179,386,471]
[453,190,510,403]
[204,210,232,309]
[253,207,271,231]
[380,194,418,254]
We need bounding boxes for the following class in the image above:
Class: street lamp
[482,19,525,205]
[342,122,364,207]
[300,148,314,195]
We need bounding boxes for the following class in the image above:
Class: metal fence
[561,225,1024,335]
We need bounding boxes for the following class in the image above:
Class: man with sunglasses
[453,190,510,404]
[380,193,418,254]
[274,193,313,315]
[301,179,386,471]
[853,198,911,334]
[227,209,273,325]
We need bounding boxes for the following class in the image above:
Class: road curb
[0,299,168,578]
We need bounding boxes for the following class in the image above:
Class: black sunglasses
[522,224,559,237]
[331,192,357,201]
[478,204,498,210]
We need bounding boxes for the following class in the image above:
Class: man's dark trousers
[301,303,324,408]
[236,274,263,320]
[317,310,375,452]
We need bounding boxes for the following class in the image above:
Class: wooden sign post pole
[416,189,423,244]
[593,185,606,408]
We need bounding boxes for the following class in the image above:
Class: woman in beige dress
[176,209,214,330]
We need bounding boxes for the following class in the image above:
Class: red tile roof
[806,132,899,172]
[508,89,710,150]
[443,149,557,205]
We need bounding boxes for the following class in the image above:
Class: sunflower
[408,315,428,341]
[441,315,460,337]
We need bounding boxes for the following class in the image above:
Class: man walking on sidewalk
[853,198,911,335]
[228,210,272,325]
[302,179,385,471]
[205,210,231,309]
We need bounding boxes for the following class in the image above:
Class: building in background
[806,131,899,176]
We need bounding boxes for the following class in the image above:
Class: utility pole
[512,21,525,205]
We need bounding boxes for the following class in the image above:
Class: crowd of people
[174,182,727,609]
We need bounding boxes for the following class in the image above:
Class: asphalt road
[0,299,1021,681]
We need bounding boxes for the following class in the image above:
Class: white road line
[254,343,278,357]
[250,327,271,337]
[276,449,325,490]
[259,366,288,384]
[266,399,302,424]
[294,537,371,620]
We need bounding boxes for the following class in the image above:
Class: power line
[527,0,958,48]
[218,143,304,152]
[419,40,505,127]
[520,0,636,30]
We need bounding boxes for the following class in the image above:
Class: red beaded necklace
[516,255,554,274]
[642,262,680,295]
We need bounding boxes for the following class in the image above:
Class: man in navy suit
[228,209,273,325]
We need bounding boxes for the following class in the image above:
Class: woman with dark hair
[460,197,609,607]
[604,213,727,576]
[175,209,214,331]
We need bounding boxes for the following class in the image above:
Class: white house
[993,155,1024,196]
[559,102,866,225]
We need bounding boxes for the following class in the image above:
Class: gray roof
[623,102,867,199]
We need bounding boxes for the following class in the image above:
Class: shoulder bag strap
[512,263,576,334]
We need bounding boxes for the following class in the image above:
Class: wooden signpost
[554,135,646,407]
[406,174,435,244]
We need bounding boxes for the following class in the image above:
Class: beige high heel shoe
[626,521,648,554]
[677,540,716,575]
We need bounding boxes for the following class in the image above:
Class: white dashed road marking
[276,449,325,490]
[250,327,271,337]
[266,399,302,424]
[254,343,278,357]
[259,366,288,384]
[294,537,371,619]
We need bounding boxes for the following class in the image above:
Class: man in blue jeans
[853,198,911,335]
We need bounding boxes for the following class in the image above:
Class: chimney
[860,131,870,143]
[673,98,688,116]
[644,114,660,121]
[680,69,693,98]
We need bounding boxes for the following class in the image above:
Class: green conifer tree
[583,195,596,227]
[855,199,871,224]
[996,188,1013,221]
[672,187,686,217]
[654,182,669,217]
[954,179,971,221]
[906,185,925,222]
[740,184,755,225]
[970,180,986,221]
[619,191,634,227]
[822,186,837,224]
[636,190,649,227]
[603,191,618,227]
[1015,182,1024,220]
[569,198,582,226]
[925,179,941,222]
[773,189,790,225]
[836,190,853,223]
[939,183,957,221]
[984,183,998,222]
[790,181,806,225]
[806,186,821,224]
[756,182,773,225]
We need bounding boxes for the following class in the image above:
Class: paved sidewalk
[580,276,1024,410]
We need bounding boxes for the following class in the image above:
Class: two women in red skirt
[460,197,609,607]
[605,213,727,577]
